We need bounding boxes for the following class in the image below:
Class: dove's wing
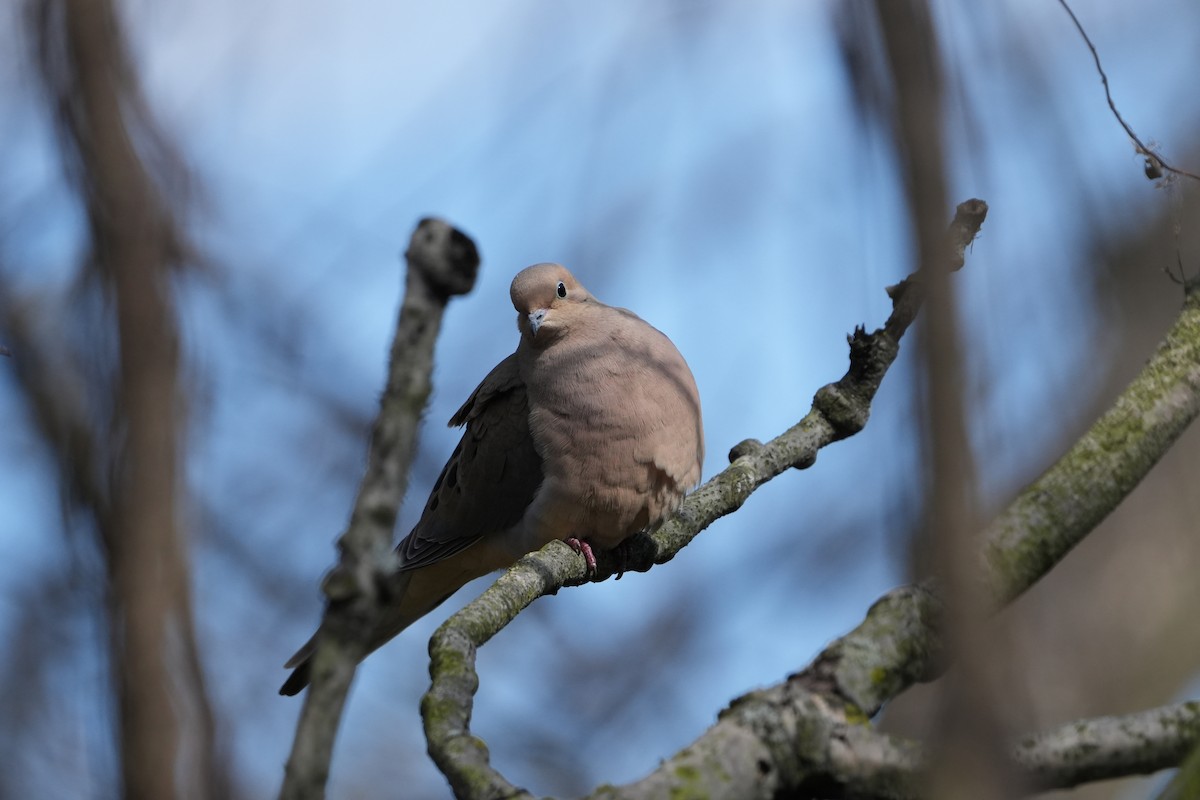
[396,353,543,572]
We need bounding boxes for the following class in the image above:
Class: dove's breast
[519,311,703,550]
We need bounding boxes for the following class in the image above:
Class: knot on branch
[791,583,946,717]
[813,327,902,439]
[728,438,764,462]
[846,326,899,388]
[405,217,481,298]
[812,382,869,440]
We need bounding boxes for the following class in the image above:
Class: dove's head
[511,263,593,344]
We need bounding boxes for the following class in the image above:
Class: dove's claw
[565,537,598,575]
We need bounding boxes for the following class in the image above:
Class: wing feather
[396,354,542,571]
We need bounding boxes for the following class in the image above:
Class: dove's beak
[528,308,548,336]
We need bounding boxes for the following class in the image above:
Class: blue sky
[2,1,1198,797]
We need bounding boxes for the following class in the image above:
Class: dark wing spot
[446,461,459,489]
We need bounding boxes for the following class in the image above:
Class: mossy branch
[982,282,1200,603]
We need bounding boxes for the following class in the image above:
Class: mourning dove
[280,263,703,695]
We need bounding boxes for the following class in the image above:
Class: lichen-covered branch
[280,219,479,800]
[600,639,1200,800]
[828,702,1200,797]
[592,597,934,800]
[595,688,923,800]
[421,200,987,799]
[982,281,1200,603]
[601,696,1200,800]
[800,584,945,718]
[1015,701,1200,790]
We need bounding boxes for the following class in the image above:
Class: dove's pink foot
[565,537,597,575]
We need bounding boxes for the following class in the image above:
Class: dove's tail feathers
[278,630,322,695]
[277,556,498,696]
[278,571,417,697]
[279,656,313,696]
[283,636,315,671]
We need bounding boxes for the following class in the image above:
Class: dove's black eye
[556,281,567,298]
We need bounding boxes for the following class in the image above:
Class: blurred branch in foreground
[873,0,1013,797]
[1,0,224,797]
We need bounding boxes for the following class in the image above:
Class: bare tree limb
[421,200,987,800]
[280,218,479,800]
[874,2,1013,797]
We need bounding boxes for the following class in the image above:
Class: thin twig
[1057,0,1200,183]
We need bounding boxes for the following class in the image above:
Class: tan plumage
[281,263,703,695]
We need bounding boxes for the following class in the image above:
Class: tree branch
[605,610,1200,800]
[982,280,1200,603]
[421,200,987,800]
[608,278,1200,798]
[600,698,1200,800]
[280,218,479,800]
[1152,710,1200,800]
[824,702,1200,798]
[1015,701,1200,790]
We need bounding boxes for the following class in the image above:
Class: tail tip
[279,662,311,696]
